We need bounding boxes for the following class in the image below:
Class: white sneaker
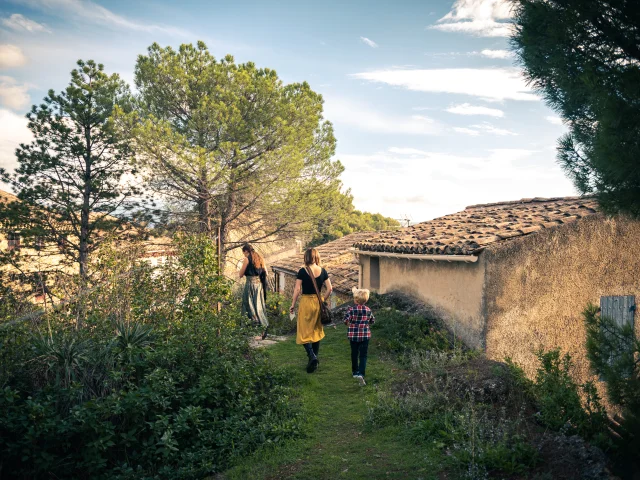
[357,375,366,386]
[352,373,360,378]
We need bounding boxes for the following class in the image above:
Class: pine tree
[116,42,344,265]
[0,60,142,287]
[512,0,640,216]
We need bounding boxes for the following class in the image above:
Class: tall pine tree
[512,0,640,216]
[117,42,344,265]
[0,60,142,287]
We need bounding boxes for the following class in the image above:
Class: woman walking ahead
[289,248,332,373]
[239,244,269,339]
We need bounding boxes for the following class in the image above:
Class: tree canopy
[308,191,400,247]
[511,0,640,216]
[0,60,141,283]
[118,42,344,262]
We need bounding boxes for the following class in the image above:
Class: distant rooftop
[271,231,377,294]
[353,196,600,256]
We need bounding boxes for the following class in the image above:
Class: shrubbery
[0,235,302,479]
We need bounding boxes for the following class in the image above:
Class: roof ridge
[464,195,594,210]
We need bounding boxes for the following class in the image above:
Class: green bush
[0,234,302,479]
[584,303,640,475]
[372,308,457,360]
[265,292,295,336]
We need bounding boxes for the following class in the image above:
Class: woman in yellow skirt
[289,248,332,373]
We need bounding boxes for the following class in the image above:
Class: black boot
[303,343,318,373]
[261,326,269,340]
[312,342,320,367]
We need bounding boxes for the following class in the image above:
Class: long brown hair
[304,248,321,266]
[242,243,265,269]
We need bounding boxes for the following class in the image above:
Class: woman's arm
[238,258,248,279]
[289,279,302,312]
[324,278,333,299]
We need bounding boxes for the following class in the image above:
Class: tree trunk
[77,121,92,329]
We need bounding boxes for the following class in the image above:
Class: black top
[244,258,265,277]
[297,267,329,295]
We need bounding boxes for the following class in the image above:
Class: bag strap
[305,266,324,306]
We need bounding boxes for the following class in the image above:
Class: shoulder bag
[305,266,333,325]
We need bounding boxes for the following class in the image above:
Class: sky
[0,0,576,224]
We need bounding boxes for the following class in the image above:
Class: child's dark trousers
[350,339,369,376]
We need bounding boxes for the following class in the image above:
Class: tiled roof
[353,196,600,256]
[271,232,377,294]
[0,189,18,204]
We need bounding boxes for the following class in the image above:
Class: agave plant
[114,321,154,364]
[33,333,89,388]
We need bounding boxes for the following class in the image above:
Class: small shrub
[265,292,294,336]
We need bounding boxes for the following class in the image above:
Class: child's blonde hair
[352,287,370,305]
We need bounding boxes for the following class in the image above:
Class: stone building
[271,232,376,307]
[354,196,640,387]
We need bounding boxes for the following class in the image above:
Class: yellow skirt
[296,294,325,344]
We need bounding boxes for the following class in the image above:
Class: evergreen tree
[0,60,141,285]
[118,42,344,264]
[512,0,640,216]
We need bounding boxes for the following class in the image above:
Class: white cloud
[350,68,538,102]
[480,49,513,59]
[323,97,442,136]
[0,76,30,110]
[0,44,27,68]
[453,127,480,136]
[340,146,575,220]
[545,115,563,125]
[455,122,517,136]
[0,108,32,174]
[359,36,378,48]
[431,0,514,37]
[12,0,187,35]
[1,13,51,33]
[388,147,430,156]
[446,103,504,117]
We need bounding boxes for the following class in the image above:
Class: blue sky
[0,0,575,223]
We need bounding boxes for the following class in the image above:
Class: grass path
[223,324,439,480]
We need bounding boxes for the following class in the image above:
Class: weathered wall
[484,214,640,389]
[360,255,486,349]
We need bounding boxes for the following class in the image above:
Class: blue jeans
[350,339,369,376]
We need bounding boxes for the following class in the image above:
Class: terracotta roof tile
[353,196,600,256]
[271,231,379,294]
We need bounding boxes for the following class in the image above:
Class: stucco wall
[361,255,486,349]
[484,215,640,388]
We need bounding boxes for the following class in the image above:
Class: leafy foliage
[0,235,301,479]
[584,303,640,474]
[512,0,640,216]
[308,190,400,247]
[530,349,608,441]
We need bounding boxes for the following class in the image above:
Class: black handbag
[305,266,333,325]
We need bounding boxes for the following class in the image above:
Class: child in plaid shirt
[344,288,375,386]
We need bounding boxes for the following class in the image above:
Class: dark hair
[242,243,265,269]
[304,248,321,266]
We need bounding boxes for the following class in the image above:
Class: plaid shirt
[344,304,375,341]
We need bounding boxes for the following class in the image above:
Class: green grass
[222,324,440,480]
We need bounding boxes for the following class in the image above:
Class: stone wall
[483,214,640,390]
[359,254,487,349]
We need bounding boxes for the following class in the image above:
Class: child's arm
[344,307,353,325]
